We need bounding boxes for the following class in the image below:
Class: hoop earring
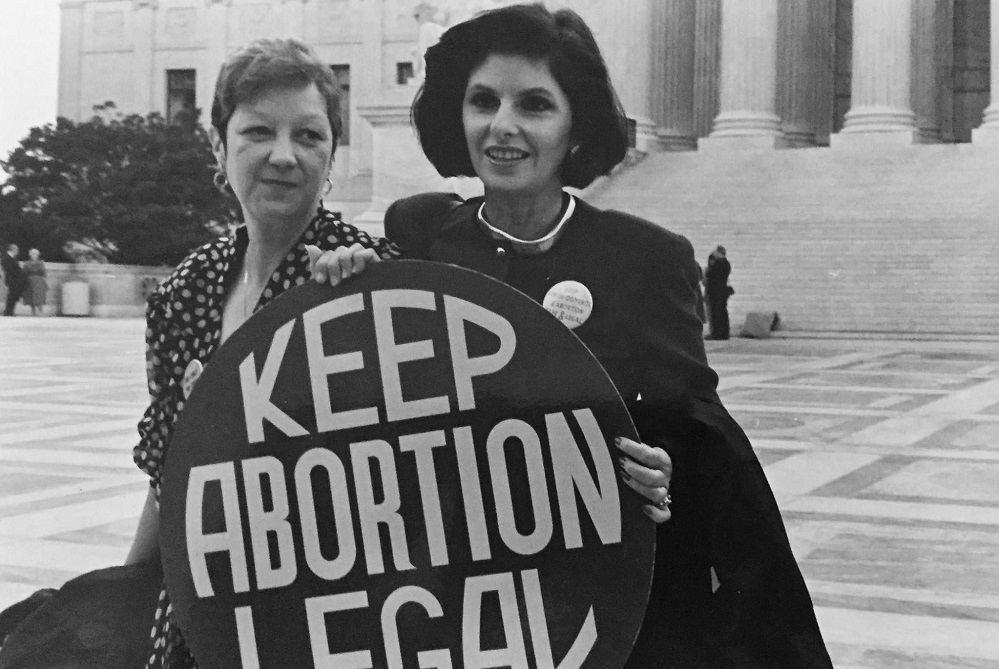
[322,177,334,197]
[213,171,230,194]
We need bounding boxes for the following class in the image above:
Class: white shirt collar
[476,194,576,256]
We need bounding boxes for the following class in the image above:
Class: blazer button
[496,247,507,257]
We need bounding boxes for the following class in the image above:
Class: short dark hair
[210,38,342,158]
[412,3,628,189]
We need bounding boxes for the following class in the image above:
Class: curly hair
[412,3,629,189]
[210,38,342,158]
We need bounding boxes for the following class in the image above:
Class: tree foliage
[1,103,240,266]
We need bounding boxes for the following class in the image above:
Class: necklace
[476,195,576,256]
[242,268,252,321]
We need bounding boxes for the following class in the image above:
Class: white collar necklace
[476,194,576,256]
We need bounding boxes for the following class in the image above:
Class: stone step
[586,144,999,335]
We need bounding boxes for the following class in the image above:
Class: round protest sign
[161,260,655,669]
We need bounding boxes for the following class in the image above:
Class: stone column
[831,0,919,146]
[353,1,450,232]
[606,0,662,151]
[702,0,784,149]
[778,0,835,147]
[693,0,720,138]
[563,0,664,150]
[657,0,697,150]
[132,0,158,115]
[972,0,999,142]
[935,0,955,142]
[58,0,85,121]
[353,105,449,235]
[911,0,942,142]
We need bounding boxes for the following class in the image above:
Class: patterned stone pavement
[2,317,998,668]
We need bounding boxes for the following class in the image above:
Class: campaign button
[542,280,593,330]
[181,360,203,399]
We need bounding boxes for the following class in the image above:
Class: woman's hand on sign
[306,244,383,287]
[615,437,673,524]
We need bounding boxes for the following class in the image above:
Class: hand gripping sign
[160,260,655,669]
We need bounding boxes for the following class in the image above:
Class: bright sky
[0,0,61,181]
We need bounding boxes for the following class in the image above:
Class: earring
[322,177,334,197]
[213,171,230,194]
[569,144,581,157]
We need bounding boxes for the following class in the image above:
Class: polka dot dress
[133,209,398,668]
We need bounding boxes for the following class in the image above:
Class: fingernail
[315,272,325,282]
[614,437,623,448]
[618,469,631,482]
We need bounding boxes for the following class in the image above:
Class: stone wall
[1,263,173,318]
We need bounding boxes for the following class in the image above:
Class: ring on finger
[655,492,672,510]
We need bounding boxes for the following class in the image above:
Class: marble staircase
[585,144,999,335]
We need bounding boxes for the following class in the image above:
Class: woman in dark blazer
[314,3,832,666]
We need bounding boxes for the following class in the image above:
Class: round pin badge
[181,360,204,399]
[543,280,593,330]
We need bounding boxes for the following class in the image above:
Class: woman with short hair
[127,37,398,668]
[21,249,47,316]
[381,4,831,667]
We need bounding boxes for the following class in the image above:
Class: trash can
[62,280,91,316]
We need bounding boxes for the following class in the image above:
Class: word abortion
[188,413,615,667]
[181,288,627,667]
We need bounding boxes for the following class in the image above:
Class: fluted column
[702,0,784,149]
[778,0,835,147]
[935,0,955,142]
[693,0,720,138]
[831,0,919,146]
[972,0,999,142]
[911,0,942,142]
[564,0,663,149]
[604,0,662,151]
[657,0,697,150]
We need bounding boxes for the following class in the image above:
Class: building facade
[57,1,996,147]
[58,0,998,333]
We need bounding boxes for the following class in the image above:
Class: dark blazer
[2,251,24,289]
[386,193,832,668]
[706,255,732,299]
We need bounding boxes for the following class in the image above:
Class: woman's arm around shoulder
[317,209,400,260]
[307,210,401,286]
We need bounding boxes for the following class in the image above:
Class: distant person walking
[23,248,48,316]
[2,244,26,316]
[705,245,733,339]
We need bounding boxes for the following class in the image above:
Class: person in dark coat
[312,5,832,667]
[705,245,733,340]
[2,244,26,316]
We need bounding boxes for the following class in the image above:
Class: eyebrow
[237,110,328,124]
[466,83,557,97]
